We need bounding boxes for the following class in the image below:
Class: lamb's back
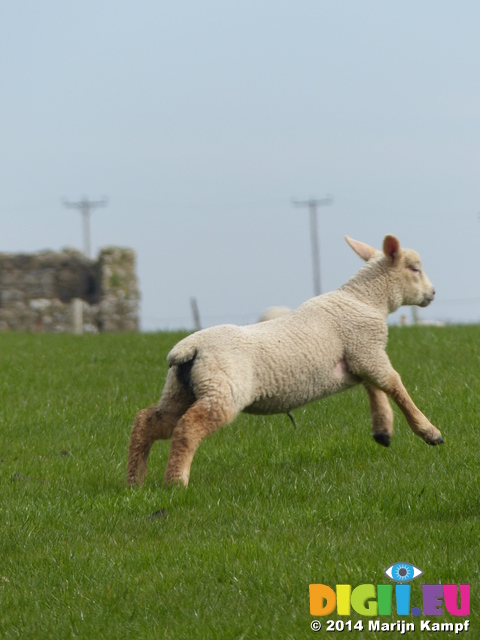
[166,291,385,413]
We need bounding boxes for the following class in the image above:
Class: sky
[2,1,480,331]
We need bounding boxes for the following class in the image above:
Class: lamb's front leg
[364,384,394,447]
[354,351,444,445]
[382,370,444,445]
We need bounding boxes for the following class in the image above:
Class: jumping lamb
[127,234,444,488]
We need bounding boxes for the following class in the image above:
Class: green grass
[0,326,478,639]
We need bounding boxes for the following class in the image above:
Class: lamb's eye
[384,562,423,583]
[409,266,420,273]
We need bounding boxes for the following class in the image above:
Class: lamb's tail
[167,336,200,395]
[167,337,198,367]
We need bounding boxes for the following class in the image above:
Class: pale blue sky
[2,1,480,329]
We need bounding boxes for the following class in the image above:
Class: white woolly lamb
[127,234,444,488]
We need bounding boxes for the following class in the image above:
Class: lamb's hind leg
[364,383,394,447]
[164,399,238,487]
[127,406,177,486]
[127,372,194,486]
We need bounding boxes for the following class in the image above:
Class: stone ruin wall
[0,247,139,333]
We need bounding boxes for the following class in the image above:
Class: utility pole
[190,297,202,331]
[292,195,333,296]
[63,196,108,258]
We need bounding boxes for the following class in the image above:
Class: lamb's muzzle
[127,233,444,488]
[420,288,435,307]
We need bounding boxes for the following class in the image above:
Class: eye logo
[384,562,423,583]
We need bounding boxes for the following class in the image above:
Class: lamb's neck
[339,262,400,317]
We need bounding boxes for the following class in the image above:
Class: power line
[62,196,108,258]
[292,195,333,296]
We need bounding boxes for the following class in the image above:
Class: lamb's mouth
[419,296,434,308]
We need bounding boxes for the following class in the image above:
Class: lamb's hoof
[426,436,444,446]
[373,433,391,447]
[163,472,189,488]
[126,471,146,487]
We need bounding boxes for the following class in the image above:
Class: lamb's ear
[345,236,378,262]
[382,234,401,263]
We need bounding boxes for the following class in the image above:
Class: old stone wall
[0,247,139,333]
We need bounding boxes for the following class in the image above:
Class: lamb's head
[384,237,435,309]
[345,234,435,312]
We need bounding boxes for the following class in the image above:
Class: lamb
[127,234,444,488]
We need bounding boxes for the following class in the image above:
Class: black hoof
[373,433,391,447]
[427,436,444,446]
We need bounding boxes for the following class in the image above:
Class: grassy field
[0,326,478,639]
